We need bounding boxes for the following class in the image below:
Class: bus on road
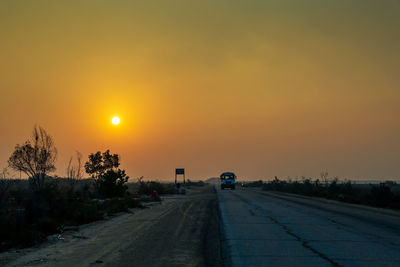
[220,172,236,190]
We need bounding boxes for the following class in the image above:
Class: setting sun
[112,117,120,125]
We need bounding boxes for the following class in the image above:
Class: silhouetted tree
[66,151,83,193]
[8,125,57,190]
[67,151,83,180]
[97,169,129,198]
[0,167,12,204]
[85,150,119,178]
[84,150,128,198]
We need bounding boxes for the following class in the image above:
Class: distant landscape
[1,1,400,265]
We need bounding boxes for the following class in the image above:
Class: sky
[1,0,399,181]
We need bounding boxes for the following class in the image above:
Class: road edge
[215,186,234,267]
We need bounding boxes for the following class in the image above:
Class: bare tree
[67,151,83,179]
[0,167,12,203]
[0,167,11,179]
[67,151,83,189]
[320,169,329,186]
[8,125,57,190]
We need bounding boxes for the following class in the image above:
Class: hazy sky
[1,0,399,181]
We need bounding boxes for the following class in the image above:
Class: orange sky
[1,1,399,180]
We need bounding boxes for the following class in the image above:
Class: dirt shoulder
[1,185,220,267]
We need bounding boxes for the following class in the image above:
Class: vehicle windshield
[221,175,234,180]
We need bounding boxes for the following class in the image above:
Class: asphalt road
[217,187,400,267]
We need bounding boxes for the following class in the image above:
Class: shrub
[137,179,175,195]
[247,180,264,187]
[103,198,128,214]
[367,183,394,207]
[32,217,59,236]
[0,176,143,252]
[124,196,141,208]
[84,150,129,198]
[96,169,129,198]
[263,177,400,209]
[186,180,206,187]
[72,201,104,224]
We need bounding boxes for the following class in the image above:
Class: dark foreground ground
[3,184,400,267]
[0,185,221,267]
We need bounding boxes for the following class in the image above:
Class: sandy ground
[0,185,221,267]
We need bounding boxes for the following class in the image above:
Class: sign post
[175,168,185,185]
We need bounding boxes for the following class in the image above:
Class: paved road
[217,187,400,267]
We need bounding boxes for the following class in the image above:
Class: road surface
[217,187,400,267]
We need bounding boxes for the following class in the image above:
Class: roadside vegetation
[262,175,400,209]
[0,126,174,252]
[186,179,206,187]
[136,176,176,196]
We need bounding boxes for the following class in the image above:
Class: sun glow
[112,116,120,125]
